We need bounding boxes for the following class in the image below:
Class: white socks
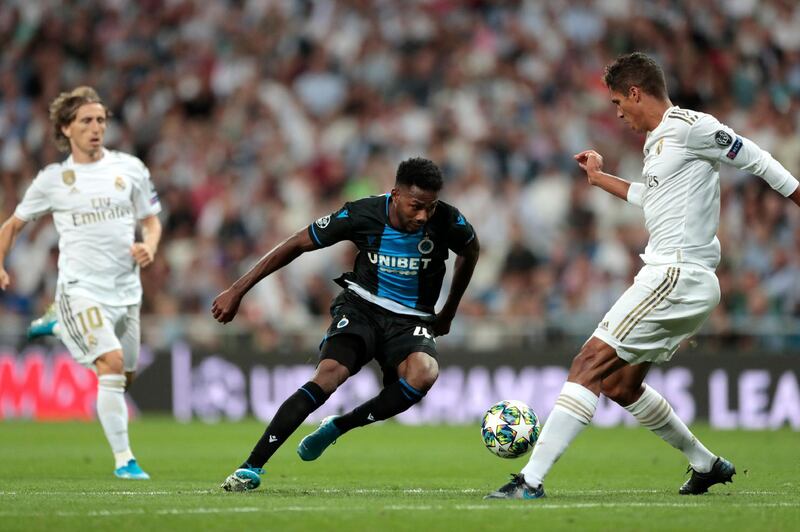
[521,382,598,487]
[625,384,715,473]
[97,374,134,468]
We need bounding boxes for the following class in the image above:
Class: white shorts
[56,293,141,371]
[592,264,720,364]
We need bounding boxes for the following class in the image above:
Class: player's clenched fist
[574,150,605,186]
[130,243,155,268]
[212,288,243,323]
[574,150,604,172]
[0,268,10,290]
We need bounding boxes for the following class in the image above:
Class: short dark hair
[603,52,668,100]
[395,157,443,192]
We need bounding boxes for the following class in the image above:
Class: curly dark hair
[395,157,443,192]
[603,52,668,100]
[49,86,109,152]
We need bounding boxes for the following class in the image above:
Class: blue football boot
[27,303,59,340]
[221,465,264,492]
[114,459,151,480]
[297,416,341,461]
[484,474,546,500]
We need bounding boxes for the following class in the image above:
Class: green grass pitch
[0,418,797,531]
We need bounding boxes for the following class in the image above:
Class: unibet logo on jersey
[367,253,432,275]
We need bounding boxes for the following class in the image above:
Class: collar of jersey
[66,148,108,167]
[646,106,679,141]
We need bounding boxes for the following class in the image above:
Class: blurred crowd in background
[2,0,800,350]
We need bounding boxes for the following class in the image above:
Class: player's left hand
[432,310,456,337]
[130,243,155,268]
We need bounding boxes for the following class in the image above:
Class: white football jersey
[626,106,798,270]
[15,149,162,305]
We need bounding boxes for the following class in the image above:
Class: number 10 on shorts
[76,306,103,334]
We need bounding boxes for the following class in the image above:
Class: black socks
[333,378,425,434]
[243,381,330,469]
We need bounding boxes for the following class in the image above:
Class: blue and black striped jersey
[307,194,475,315]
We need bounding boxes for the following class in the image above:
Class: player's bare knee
[311,360,350,394]
[601,381,639,406]
[95,350,124,375]
[411,365,438,392]
[402,353,439,392]
[568,340,619,390]
[569,346,603,380]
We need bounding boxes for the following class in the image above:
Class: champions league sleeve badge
[418,235,434,254]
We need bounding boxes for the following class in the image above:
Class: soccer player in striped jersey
[487,52,800,499]
[0,87,162,479]
[213,157,480,491]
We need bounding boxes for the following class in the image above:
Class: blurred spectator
[1,0,800,351]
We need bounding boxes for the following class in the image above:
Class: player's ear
[629,86,640,102]
[61,125,71,139]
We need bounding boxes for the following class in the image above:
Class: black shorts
[319,290,438,381]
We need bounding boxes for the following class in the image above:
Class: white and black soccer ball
[481,399,540,459]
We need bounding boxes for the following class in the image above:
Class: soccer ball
[481,399,540,459]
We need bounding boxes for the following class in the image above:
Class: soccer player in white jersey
[0,87,162,479]
[486,52,800,499]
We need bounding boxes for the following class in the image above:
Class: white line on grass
[0,490,214,496]
[0,488,655,496]
[0,501,797,518]
[0,507,263,518]
[0,488,791,497]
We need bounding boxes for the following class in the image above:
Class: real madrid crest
[337,315,349,329]
[315,215,331,229]
[418,235,434,254]
[114,176,126,191]
[62,170,76,186]
[655,138,664,155]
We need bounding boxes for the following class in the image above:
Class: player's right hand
[0,268,9,290]
[211,288,242,323]
[574,150,604,178]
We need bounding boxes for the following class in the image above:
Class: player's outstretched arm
[574,150,633,202]
[0,215,28,290]
[433,235,480,337]
[211,227,317,323]
[686,116,800,204]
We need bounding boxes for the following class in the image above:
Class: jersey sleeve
[444,205,476,254]
[307,204,353,248]
[14,171,52,221]
[131,160,162,219]
[627,182,646,208]
[687,115,799,197]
